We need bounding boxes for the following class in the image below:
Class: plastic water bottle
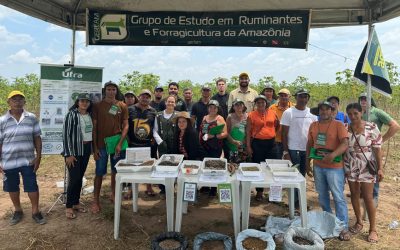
[389,220,399,229]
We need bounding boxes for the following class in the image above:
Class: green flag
[361,28,390,84]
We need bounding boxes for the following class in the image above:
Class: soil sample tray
[115,159,155,173]
[201,158,227,175]
[271,166,299,177]
[239,163,262,177]
[181,160,202,175]
[155,154,184,172]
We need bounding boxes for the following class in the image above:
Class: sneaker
[32,212,46,225]
[9,211,23,225]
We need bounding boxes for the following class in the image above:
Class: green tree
[0,74,40,115]
[118,71,160,94]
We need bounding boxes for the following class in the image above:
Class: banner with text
[40,64,103,154]
[87,10,310,49]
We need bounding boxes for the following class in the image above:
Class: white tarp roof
[1,0,400,30]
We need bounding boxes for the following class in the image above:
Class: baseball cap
[124,91,136,97]
[239,72,249,78]
[318,101,334,110]
[294,88,310,96]
[359,92,367,98]
[202,84,212,90]
[327,96,340,103]
[77,93,90,101]
[8,90,25,99]
[139,89,152,97]
[254,95,268,103]
[358,92,376,107]
[263,83,275,90]
[154,86,164,91]
[208,100,219,107]
[104,80,118,88]
[232,98,244,106]
[278,88,291,95]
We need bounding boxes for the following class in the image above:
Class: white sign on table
[269,185,283,202]
[126,147,151,163]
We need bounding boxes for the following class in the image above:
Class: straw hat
[173,112,195,126]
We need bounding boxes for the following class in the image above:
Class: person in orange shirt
[246,95,279,201]
[306,101,350,241]
[269,88,294,159]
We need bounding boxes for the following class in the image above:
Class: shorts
[3,165,39,192]
[95,148,126,176]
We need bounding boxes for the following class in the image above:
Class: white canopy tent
[1,0,400,31]
[1,0,398,117]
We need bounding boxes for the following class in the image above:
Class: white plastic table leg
[299,181,308,227]
[288,187,295,219]
[183,201,188,214]
[165,177,175,231]
[174,177,184,232]
[238,182,242,213]
[241,181,252,231]
[132,183,139,212]
[231,180,240,238]
[114,175,123,239]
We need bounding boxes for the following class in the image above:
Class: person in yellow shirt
[227,72,258,112]
[268,88,294,159]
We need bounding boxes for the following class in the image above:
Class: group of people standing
[304,94,399,243]
[1,72,398,245]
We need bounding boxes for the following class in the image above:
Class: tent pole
[70,14,76,65]
[366,8,373,122]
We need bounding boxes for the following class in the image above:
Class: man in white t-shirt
[281,88,317,207]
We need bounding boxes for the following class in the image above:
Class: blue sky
[1,5,399,85]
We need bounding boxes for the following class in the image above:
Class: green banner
[361,29,390,82]
[87,10,310,49]
[40,64,103,155]
[40,65,103,82]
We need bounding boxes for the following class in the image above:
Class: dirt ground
[1,138,399,249]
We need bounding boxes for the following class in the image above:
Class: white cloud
[166,47,193,61]
[46,24,69,32]
[8,49,52,64]
[0,25,33,45]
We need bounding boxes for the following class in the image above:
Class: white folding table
[174,172,241,238]
[114,171,176,239]
[240,162,308,230]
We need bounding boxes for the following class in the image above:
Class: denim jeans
[289,150,306,204]
[313,165,348,229]
[95,148,126,176]
[288,150,306,176]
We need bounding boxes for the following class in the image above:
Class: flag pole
[366,9,373,122]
